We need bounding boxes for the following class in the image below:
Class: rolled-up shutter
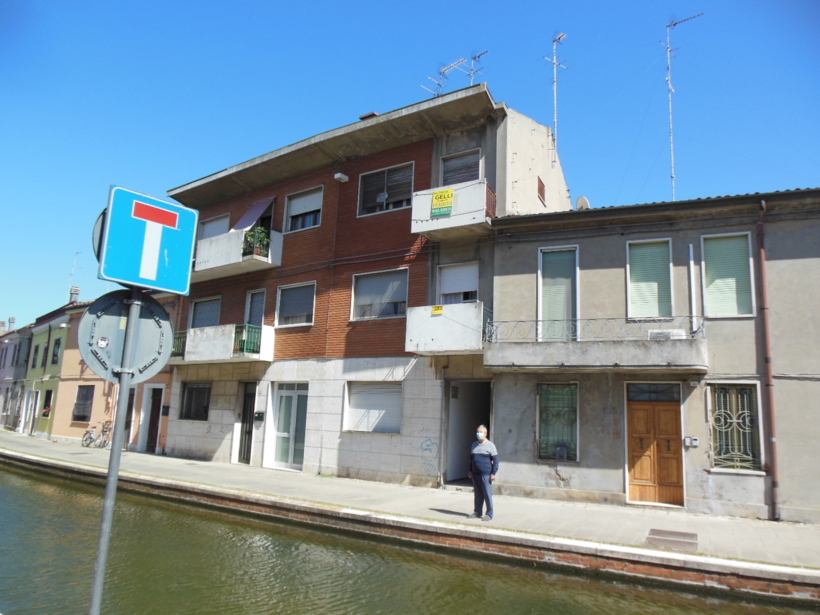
[629,241,672,318]
[439,263,478,298]
[288,188,323,217]
[442,151,480,185]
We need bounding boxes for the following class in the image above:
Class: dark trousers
[472,473,494,518]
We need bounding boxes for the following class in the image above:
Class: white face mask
[476,432,485,441]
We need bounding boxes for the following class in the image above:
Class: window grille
[710,384,762,471]
[538,384,578,461]
[627,383,680,402]
[181,383,211,421]
[72,385,95,422]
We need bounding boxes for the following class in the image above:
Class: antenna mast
[665,13,702,201]
[545,33,567,153]
[68,251,81,293]
[421,58,467,97]
[457,51,488,85]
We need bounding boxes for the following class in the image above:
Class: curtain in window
[442,151,480,185]
[540,250,576,341]
[278,285,315,325]
[354,271,407,319]
[629,241,672,318]
[347,383,402,433]
[704,236,753,316]
[360,164,413,214]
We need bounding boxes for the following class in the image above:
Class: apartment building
[0,322,32,431]
[164,84,571,485]
[482,189,820,523]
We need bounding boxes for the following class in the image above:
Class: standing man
[467,424,498,521]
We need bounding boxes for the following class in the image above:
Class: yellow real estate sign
[431,189,453,217]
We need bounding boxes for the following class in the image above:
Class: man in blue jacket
[467,424,498,521]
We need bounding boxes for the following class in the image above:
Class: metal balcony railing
[482,307,494,341]
[172,331,187,356]
[233,324,262,354]
[486,316,705,343]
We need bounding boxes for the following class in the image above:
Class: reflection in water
[0,466,811,615]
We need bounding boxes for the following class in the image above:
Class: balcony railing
[482,307,494,341]
[172,331,187,356]
[485,183,497,218]
[233,324,262,354]
[486,317,705,343]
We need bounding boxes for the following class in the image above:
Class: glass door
[273,383,308,470]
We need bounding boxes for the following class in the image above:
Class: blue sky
[2,0,818,327]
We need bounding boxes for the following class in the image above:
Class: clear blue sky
[2,0,818,328]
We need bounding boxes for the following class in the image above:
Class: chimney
[8,317,15,330]
[70,286,81,303]
[0,321,6,336]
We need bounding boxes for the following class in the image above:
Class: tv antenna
[68,251,81,293]
[545,33,567,152]
[665,13,702,201]
[457,50,488,85]
[421,58,467,97]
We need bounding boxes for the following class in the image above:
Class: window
[709,384,762,471]
[180,383,211,421]
[51,338,62,365]
[286,187,322,232]
[537,176,546,204]
[43,389,53,412]
[540,248,577,341]
[72,385,95,422]
[702,235,753,317]
[191,298,220,329]
[0,346,6,369]
[359,163,413,215]
[352,269,408,320]
[438,262,478,304]
[277,283,315,326]
[246,291,265,327]
[199,215,230,239]
[538,384,578,461]
[11,343,19,366]
[346,382,402,433]
[442,150,480,185]
[31,344,39,369]
[628,240,672,318]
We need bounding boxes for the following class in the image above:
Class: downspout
[758,200,780,521]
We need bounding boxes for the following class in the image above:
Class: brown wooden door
[146,389,162,454]
[628,401,683,505]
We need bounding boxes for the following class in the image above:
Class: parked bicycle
[81,421,112,449]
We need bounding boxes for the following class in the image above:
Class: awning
[232,197,275,231]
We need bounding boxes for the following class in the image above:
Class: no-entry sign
[98,186,198,294]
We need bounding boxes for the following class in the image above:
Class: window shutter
[278,285,315,324]
[385,164,413,201]
[247,292,265,326]
[192,298,220,328]
[354,270,408,318]
[541,250,576,341]
[442,151,480,185]
[347,383,402,433]
[288,188,323,217]
[704,236,753,316]
[629,241,672,318]
[361,171,386,211]
[439,263,478,297]
[200,216,229,239]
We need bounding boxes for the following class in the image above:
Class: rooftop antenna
[665,13,702,202]
[68,251,81,295]
[545,33,567,154]
[421,58,467,97]
[457,50,488,85]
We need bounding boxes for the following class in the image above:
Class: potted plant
[243,227,270,257]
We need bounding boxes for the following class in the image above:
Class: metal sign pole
[89,286,143,615]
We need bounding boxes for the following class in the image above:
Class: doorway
[145,388,163,454]
[626,383,683,505]
[446,381,492,483]
[268,383,308,470]
[237,383,256,465]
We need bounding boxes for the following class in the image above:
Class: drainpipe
[758,200,780,521]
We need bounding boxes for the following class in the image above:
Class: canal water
[0,466,813,615]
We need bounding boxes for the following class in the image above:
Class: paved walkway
[1,430,818,571]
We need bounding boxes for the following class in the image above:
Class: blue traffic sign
[98,186,198,295]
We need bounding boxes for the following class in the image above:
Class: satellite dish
[576,196,590,210]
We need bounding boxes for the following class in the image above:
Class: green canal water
[0,466,814,615]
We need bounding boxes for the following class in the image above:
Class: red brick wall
[180,139,433,360]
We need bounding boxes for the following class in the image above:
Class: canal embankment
[1,430,818,605]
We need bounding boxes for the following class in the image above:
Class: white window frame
[244,289,266,326]
[350,267,410,322]
[284,185,324,234]
[275,281,317,328]
[537,245,580,340]
[536,381,580,463]
[356,161,415,218]
[436,261,480,304]
[705,379,766,476]
[440,148,482,186]
[625,238,675,320]
[188,296,221,329]
[700,231,756,319]
[343,381,403,434]
[197,214,230,240]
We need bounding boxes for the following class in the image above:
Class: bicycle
[81,421,112,448]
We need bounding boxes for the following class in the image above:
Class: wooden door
[146,389,162,454]
[628,401,683,505]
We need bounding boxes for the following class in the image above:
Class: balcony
[169,324,274,364]
[192,229,283,283]
[411,179,496,241]
[484,317,708,373]
[405,302,491,355]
